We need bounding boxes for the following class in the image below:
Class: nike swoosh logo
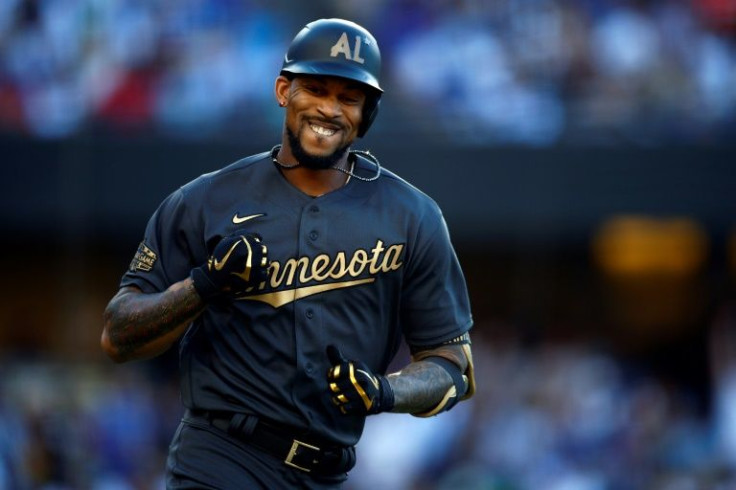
[357,369,380,390]
[232,213,265,224]
[213,240,242,271]
[350,365,374,410]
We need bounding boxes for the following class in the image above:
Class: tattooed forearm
[386,361,454,413]
[386,344,469,414]
[102,279,205,362]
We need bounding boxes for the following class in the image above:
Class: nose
[316,94,342,118]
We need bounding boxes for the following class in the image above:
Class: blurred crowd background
[1,0,736,489]
[0,0,735,144]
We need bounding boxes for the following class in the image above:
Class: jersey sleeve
[400,206,473,347]
[119,187,201,293]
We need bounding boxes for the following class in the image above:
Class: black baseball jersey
[121,149,473,446]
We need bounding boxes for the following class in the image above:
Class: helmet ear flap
[358,95,380,138]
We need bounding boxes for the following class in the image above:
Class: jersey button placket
[294,204,322,390]
[295,304,319,390]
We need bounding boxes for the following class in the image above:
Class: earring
[279,100,286,107]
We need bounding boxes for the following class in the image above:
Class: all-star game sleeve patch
[129,242,158,272]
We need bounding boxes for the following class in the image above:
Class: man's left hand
[326,345,394,415]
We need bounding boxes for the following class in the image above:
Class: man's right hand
[191,232,269,302]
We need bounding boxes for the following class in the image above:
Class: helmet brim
[281,61,383,94]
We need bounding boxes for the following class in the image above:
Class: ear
[274,76,291,107]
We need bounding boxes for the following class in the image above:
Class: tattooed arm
[101,279,206,363]
[387,344,469,414]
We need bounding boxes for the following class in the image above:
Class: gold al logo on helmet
[330,32,367,64]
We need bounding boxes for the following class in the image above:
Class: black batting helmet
[281,18,382,137]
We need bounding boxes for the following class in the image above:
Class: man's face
[280,75,366,169]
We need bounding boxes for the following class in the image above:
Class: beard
[287,126,350,170]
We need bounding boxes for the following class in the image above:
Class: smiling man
[101,18,474,490]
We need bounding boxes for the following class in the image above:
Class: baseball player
[101,18,474,489]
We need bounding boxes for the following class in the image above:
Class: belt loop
[228,413,258,438]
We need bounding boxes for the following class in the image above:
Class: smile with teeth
[310,123,337,137]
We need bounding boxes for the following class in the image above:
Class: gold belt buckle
[284,439,320,472]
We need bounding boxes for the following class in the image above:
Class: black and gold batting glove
[191,232,269,302]
[326,345,394,416]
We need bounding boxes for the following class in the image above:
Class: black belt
[185,409,355,476]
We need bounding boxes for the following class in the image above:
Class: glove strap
[373,375,395,414]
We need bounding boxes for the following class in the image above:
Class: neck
[273,145,352,197]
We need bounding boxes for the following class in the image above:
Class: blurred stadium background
[1,0,736,489]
